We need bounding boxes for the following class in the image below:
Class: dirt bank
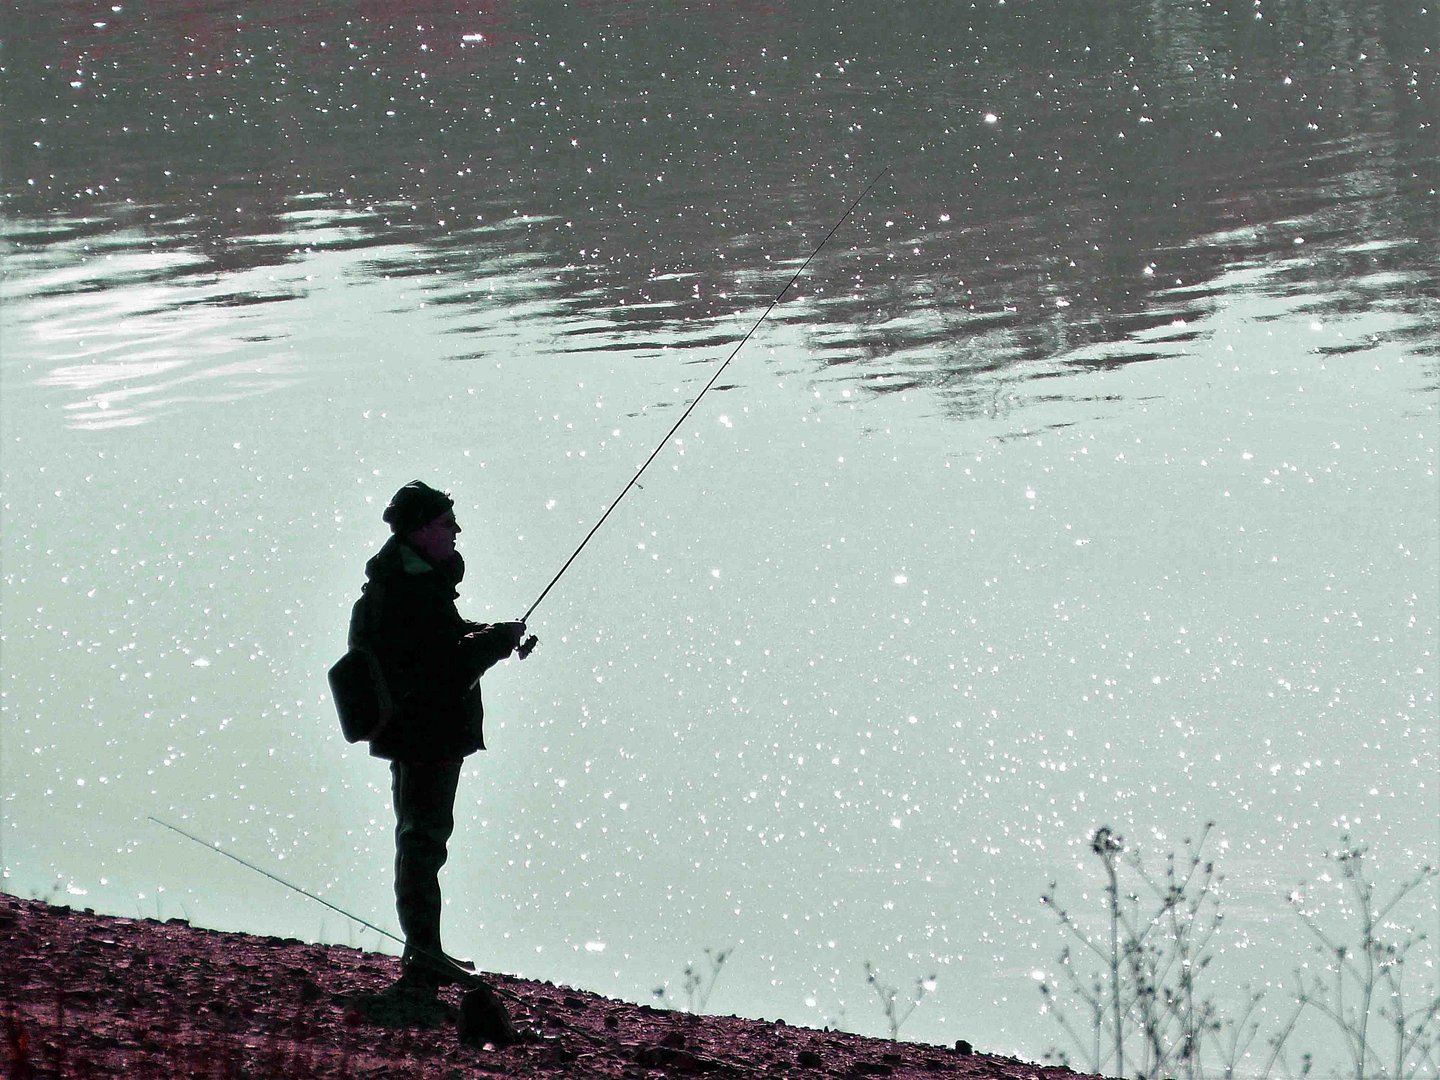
[2,893,1087,1079]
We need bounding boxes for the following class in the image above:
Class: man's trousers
[390,758,463,952]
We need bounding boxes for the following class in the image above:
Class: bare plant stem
[1287,840,1438,1080]
[1105,851,1124,1079]
[1041,827,1438,1080]
[864,962,936,1042]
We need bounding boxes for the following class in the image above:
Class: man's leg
[391,758,463,959]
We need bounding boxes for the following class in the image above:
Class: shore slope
[2,893,1085,1079]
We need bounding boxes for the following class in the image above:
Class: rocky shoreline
[2,893,1086,1079]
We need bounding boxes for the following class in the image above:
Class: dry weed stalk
[1040,827,1438,1080]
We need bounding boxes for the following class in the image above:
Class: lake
[2,1,1435,1073]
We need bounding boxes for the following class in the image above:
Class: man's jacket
[349,536,514,761]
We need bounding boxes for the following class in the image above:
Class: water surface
[2,1,1436,1069]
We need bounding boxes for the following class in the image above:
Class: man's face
[408,510,461,562]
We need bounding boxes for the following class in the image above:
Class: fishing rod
[150,815,407,951]
[148,815,609,1043]
[149,820,507,998]
[514,168,889,654]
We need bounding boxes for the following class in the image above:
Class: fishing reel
[517,634,539,660]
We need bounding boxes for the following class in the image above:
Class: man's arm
[457,622,527,683]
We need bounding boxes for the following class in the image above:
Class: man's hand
[495,621,528,651]
[459,622,530,667]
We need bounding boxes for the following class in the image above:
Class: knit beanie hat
[383,480,454,535]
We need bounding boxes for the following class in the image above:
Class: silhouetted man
[350,480,525,987]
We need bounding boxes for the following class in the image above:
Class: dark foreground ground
[2,893,1087,1079]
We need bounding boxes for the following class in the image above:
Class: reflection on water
[3,0,1434,426]
[2,0,1436,1067]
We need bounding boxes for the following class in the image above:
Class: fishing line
[148,815,610,1042]
[518,167,890,630]
[149,816,405,950]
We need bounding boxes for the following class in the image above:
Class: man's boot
[402,942,481,988]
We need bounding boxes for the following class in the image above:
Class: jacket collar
[368,535,466,587]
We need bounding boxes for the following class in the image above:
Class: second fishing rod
[512,167,888,658]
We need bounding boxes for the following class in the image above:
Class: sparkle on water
[1,1,1435,1072]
